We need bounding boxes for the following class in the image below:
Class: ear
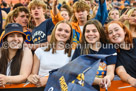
[43,9,46,15]
[13,17,17,22]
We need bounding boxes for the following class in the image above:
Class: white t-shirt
[79,25,84,33]
[6,60,13,76]
[35,47,74,76]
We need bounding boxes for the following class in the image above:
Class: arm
[116,66,136,88]
[27,54,40,85]
[95,0,108,25]
[28,53,48,87]
[2,10,7,29]
[93,64,115,88]
[0,48,33,85]
[51,0,64,25]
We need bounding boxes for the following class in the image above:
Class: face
[129,10,136,26]
[109,10,119,20]
[85,0,91,7]
[31,6,45,19]
[55,23,71,43]
[14,12,29,27]
[108,23,126,44]
[74,10,88,22]
[60,11,70,21]
[7,33,24,49]
[85,24,100,44]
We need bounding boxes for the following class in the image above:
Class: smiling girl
[27,20,74,87]
[0,23,33,86]
[72,20,117,90]
[106,21,136,87]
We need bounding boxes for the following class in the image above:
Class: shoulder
[23,47,32,54]
[35,47,48,55]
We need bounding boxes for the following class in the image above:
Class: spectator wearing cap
[0,23,33,86]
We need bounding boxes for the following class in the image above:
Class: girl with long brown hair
[72,20,117,90]
[0,23,33,86]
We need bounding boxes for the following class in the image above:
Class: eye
[58,28,62,31]
[131,14,136,17]
[8,34,14,37]
[26,15,29,19]
[108,30,113,35]
[92,29,97,33]
[85,29,90,33]
[17,34,23,37]
[32,7,35,10]
[21,15,25,18]
[65,30,70,33]
[115,29,119,32]
[37,7,41,9]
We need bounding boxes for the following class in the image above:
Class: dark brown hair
[0,37,24,75]
[81,20,108,55]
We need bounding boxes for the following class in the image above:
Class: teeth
[113,35,119,40]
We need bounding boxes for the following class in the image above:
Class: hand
[0,74,7,86]
[100,0,104,4]
[119,9,129,22]
[53,0,58,6]
[27,74,40,85]
[36,76,48,87]
[128,77,136,88]
[99,76,111,88]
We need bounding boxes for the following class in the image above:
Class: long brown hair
[45,20,73,57]
[0,37,24,75]
[105,21,133,46]
[81,20,108,55]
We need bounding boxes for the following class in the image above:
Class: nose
[112,31,116,36]
[88,31,94,36]
[13,35,19,41]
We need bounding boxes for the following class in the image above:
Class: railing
[0,80,136,91]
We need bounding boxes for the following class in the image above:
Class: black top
[72,43,117,78]
[116,39,136,78]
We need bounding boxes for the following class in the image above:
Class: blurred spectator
[13,3,23,10]
[1,1,10,13]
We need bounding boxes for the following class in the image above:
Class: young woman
[124,8,136,38]
[27,20,74,87]
[72,20,117,89]
[106,21,136,88]
[0,23,33,86]
[108,9,120,21]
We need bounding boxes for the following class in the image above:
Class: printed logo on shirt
[32,30,46,43]
[73,30,80,44]
[96,61,107,78]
